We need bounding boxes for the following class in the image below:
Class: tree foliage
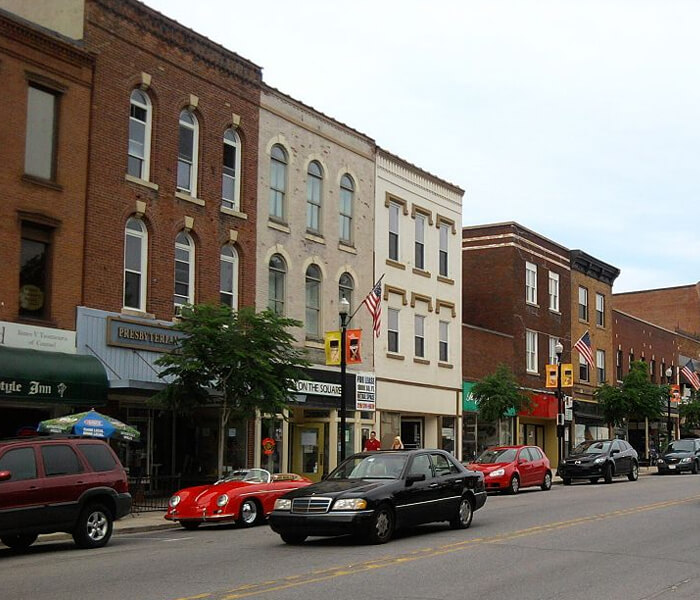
[679,390,700,431]
[594,360,667,428]
[470,364,532,422]
[152,304,309,421]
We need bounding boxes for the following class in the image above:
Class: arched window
[177,110,199,195]
[269,144,287,220]
[220,245,239,309]
[339,272,354,327]
[305,264,322,338]
[174,232,195,307]
[268,254,286,315]
[128,90,152,180]
[306,161,323,233]
[222,129,241,211]
[339,174,354,244]
[124,217,147,310]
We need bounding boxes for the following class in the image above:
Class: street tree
[595,360,667,432]
[679,390,700,433]
[471,364,532,424]
[153,304,309,475]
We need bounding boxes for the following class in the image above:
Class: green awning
[463,381,515,416]
[0,346,108,406]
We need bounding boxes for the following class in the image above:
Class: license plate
[668,465,676,469]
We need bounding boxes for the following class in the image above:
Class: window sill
[385,258,406,271]
[125,174,159,191]
[16,315,58,328]
[305,232,325,244]
[175,191,205,206]
[526,301,539,308]
[526,370,539,376]
[22,173,63,192]
[549,309,561,315]
[304,339,324,349]
[220,206,248,219]
[386,352,405,361]
[438,362,453,369]
[339,242,357,254]
[268,220,290,234]
[413,357,430,365]
[120,308,156,319]
[412,268,431,278]
[437,276,454,285]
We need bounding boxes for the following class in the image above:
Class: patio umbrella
[37,409,141,442]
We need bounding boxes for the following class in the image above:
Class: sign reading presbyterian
[106,317,185,353]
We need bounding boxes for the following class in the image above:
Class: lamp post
[665,366,673,443]
[555,340,564,470]
[339,297,350,462]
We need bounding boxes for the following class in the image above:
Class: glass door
[293,423,325,482]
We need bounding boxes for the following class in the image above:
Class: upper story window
[439,321,449,362]
[339,272,354,326]
[549,336,559,365]
[222,129,241,211]
[414,315,425,358]
[414,214,426,270]
[269,144,287,220]
[220,245,238,310]
[578,286,589,321]
[177,110,199,195]
[579,353,589,381]
[389,202,400,261]
[305,264,322,338]
[128,89,152,180]
[388,308,399,353]
[174,232,195,307]
[525,262,537,305]
[124,217,148,311]
[526,329,538,373]
[597,349,606,383]
[268,254,286,315]
[306,161,323,233]
[548,271,559,312]
[595,293,605,327]
[339,174,354,244]
[25,84,58,181]
[616,350,623,381]
[439,223,449,277]
[19,222,52,320]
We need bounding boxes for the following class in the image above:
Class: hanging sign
[346,329,362,364]
[262,437,276,456]
[324,331,341,366]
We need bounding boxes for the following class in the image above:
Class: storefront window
[223,417,248,473]
[337,419,355,464]
[462,413,478,462]
[441,416,455,455]
[261,417,283,473]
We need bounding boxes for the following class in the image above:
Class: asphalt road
[3,473,700,600]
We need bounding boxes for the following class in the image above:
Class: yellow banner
[545,364,574,388]
[324,331,341,365]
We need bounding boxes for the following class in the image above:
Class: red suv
[0,436,131,551]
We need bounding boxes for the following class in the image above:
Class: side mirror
[405,473,426,485]
[0,470,11,482]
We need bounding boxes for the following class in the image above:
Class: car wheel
[72,503,113,549]
[507,474,520,495]
[1,534,38,551]
[238,499,260,527]
[692,460,699,475]
[366,505,394,544]
[180,521,200,530]
[541,472,552,491]
[603,463,614,484]
[280,533,306,545]
[450,496,474,529]
[589,478,599,484]
[628,462,639,481]
[562,477,572,486]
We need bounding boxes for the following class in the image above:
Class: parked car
[0,435,131,551]
[465,445,552,494]
[165,468,311,529]
[269,449,487,545]
[656,438,700,474]
[558,439,639,485]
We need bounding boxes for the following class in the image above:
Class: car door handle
[429,483,439,488]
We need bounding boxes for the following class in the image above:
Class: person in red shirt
[364,430,381,451]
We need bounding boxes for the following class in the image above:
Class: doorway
[523,423,545,452]
[401,418,423,450]
[292,423,326,482]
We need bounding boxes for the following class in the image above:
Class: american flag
[362,281,382,338]
[681,360,700,391]
[574,330,594,366]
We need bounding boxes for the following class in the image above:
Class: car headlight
[488,468,505,477]
[274,498,292,511]
[657,459,664,464]
[216,494,229,507]
[169,495,181,508]
[332,498,368,511]
[594,457,606,464]
[680,457,691,463]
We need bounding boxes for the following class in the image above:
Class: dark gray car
[656,438,700,474]
[558,439,639,485]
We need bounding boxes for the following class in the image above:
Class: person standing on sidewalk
[364,431,381,451]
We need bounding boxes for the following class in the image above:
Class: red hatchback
[466,445,552,494]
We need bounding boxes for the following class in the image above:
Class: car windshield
[328,454,408,480]
[218,468,271,484]
[664,440,694,453]
[572,441,611,455]
[475,448,517,464]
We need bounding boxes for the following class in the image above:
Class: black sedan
[558,439,639,485]
[269,449,487,545]
[656,438,700,474]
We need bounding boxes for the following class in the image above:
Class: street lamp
[339,297,350,462]
[665,366,673,442]
[555,340,564,470]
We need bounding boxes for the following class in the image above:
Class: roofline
[461,221,570,254]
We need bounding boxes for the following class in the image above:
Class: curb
[36,520,179,543]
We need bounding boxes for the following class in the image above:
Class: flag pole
[348,273,385,323]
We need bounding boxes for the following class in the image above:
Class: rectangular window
[597,350,606,383]
[25,85,58,180]
[616,350,623,381]
[389,202,400,262]
[650,359,657,383]
[579,354,589,381]
[20,223,51,320]
[549,336,559,365]
[439,321,449,362]
[526,330,538,373]
[578,286,589,321]
[439,223,449,277]
[388,308,399,353]
[414,315,425,357]
[596,293,605,327]
[414,215,425,270]
[526,262,537,305]
[548,272,559,312]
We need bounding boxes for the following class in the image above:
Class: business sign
[106,317,185,353]
[0,321,76,353]
[294,379,341,397]
[355,372,376,411]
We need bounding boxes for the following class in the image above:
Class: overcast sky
[144,0,699,293]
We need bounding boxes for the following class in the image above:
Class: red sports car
[165,468,311,529]
[466,445,552,494]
